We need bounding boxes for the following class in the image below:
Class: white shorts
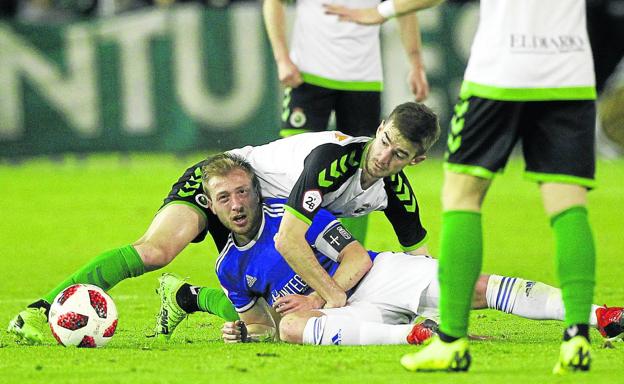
[320,252,440,324]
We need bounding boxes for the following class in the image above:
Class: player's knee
[472,275,490,309]
[133,241,176,269]
[442,172,489,211]
[279,314,306,344]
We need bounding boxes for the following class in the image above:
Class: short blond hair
[201,153,261,199]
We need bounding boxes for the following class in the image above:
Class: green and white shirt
[229,131,428,251]
[462,0,596,101]
[290,0,383,92]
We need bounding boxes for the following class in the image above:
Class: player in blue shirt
[215,199,377,313]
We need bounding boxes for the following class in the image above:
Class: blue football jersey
[215,199,377,312]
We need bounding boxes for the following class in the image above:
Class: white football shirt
[290,0,383,90]
[462,0,596,100]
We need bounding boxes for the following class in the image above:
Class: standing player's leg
[402,97,520,372]
[522,100,596,373]
[544,184,594,373]
[334,90,381,244]
[401,173,488,372]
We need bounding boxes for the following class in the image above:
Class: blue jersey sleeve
[215,255,258,313]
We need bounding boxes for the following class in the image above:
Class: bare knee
[472,274,490,309]
[133,240,176,270]
[279,313,310,344]
[133,204,205,271]
[540,183,587,216]
[442,172,491,211]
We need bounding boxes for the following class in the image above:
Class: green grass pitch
[1,154,623,383]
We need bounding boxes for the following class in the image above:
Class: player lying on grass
[8,102,439,345]
[155,153,623,345]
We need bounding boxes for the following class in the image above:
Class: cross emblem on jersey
[329,235,341,246]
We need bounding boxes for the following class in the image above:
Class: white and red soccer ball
[49,284,118,348]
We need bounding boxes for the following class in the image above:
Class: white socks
[302,315,414,345]
[486,275,598,325]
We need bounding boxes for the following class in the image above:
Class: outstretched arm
[397,12,429,102]
[324,0,444,25]
[263,0,303,88]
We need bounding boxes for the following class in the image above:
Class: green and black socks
[41,245,145,305]
[437,205,595,341]
[34,243,239,322]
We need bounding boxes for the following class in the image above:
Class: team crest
[302,190,322,213]
[195,194,209,209]
[334,132,349,141]
[289,108,307,128]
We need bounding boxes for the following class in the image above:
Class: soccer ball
[48,284,118,348]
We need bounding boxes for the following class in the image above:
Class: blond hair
[201,153,261,199]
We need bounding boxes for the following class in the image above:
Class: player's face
[365,121,425,178]
[206,169,261,245]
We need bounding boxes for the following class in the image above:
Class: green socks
[197,287,239,321]
[437,206,595,338]
[340,216,369,245]
[438,211,483,338]
[551,206,595,326]
[43,245,145,303]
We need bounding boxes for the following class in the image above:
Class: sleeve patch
[301,190,323,213]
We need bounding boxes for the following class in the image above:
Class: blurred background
[0,0,623,159]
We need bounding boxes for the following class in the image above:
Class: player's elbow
[361,254,373,273]
[274,228,300,258]
[341,242,373,273]
[274,230,289,255]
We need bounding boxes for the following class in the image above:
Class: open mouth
[232,213,247,226]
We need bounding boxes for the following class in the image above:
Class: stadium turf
[1,153,623,383]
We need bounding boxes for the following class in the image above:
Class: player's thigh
[155,161,230,251]
[334,90,381,137]
[136,204,206,267]
[281,83,335,135]
[522,100,596,189]
[348,252,438,322]
[445,97,523,179]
